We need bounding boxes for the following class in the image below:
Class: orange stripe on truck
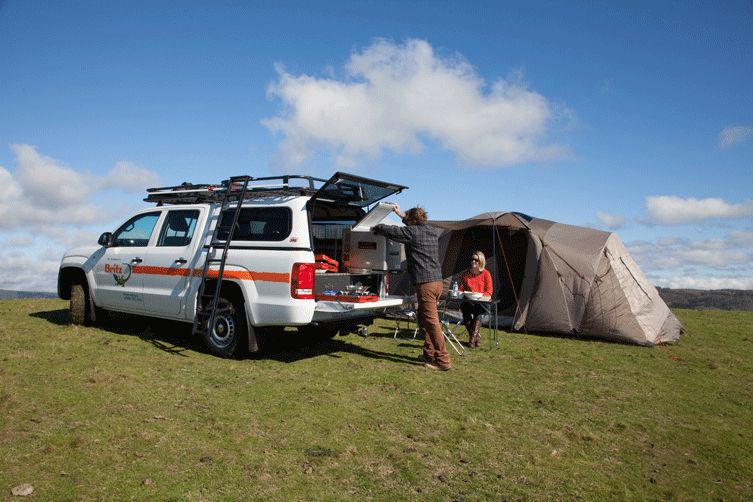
[136,266,191,277]
[132,266,289,283]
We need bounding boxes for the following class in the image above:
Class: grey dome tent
[394,212,682,346]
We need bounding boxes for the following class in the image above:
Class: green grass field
[1,299,751,501]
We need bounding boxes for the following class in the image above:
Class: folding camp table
[439,296,500,350]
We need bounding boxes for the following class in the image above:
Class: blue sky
[1,0,751,292]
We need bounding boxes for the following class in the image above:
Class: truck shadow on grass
[258,334,422,366]
[30,307,70,326]
[30,308,205,356]
[30,308,422,366]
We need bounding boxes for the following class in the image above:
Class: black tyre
[70,283,86,325]
[203,297,245,358]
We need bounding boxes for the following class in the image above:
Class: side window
[158,210,200,247]
[217,207,292,242]
[112,212,161,247]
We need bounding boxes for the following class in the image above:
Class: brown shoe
[425,362,451,371]
[467,320,480,348]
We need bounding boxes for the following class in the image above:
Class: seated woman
[459,251,493,348]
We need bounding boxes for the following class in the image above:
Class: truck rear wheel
[70,283,87,325]
[203,297,245,358]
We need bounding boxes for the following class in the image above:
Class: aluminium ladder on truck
[191,175,250,340]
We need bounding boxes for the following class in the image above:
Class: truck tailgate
[313,295,410,314]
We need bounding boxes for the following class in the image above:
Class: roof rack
[144,175,328,205]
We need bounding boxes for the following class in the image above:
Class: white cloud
[645,195,753,225]
[100,161,162,192]
[0,165,23,201]
[627,231,753,290]
[730,230,753,247]
[718,126,753,148]
[0,253,61,292]
[0,144,162,292]
[5,235,35,248]
[689,238,732,250]
[11,143,91,209]
[673,248,750,268]
[0,144,162,234]
[262,38,573,172]
[652,276,753,290]
[595,211,625,229]
[657,237,684,247]
[629,236,753,269]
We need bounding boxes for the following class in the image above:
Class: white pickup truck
[58,172,410,357]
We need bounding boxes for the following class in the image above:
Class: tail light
[291,263,315,299]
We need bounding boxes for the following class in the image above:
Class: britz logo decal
[106,263,132,287]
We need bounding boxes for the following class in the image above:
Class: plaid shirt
[373,221,442,284]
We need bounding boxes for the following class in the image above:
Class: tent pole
[491,217,496,297]
[491,218,498,348]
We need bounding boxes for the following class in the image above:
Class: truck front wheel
[203,297,245,358]
[70,283,87,325]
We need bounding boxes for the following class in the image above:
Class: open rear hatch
[309,172,408,207]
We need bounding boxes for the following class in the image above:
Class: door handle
[131,258,143,264]
[175,258,187,265]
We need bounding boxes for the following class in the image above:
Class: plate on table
[463,292,483,300]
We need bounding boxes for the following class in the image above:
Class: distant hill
[0,290,58,300]
[657,288,753,312]
[2,288,752,311]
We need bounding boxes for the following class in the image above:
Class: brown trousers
[415,281,450,368]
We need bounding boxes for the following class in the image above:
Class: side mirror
[98,232,114,247]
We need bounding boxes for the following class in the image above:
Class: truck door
[93,211,161,312]
[142,209,201,317]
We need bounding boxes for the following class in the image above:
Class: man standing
[373,205,450,370]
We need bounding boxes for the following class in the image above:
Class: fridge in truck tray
[342,202,402,271]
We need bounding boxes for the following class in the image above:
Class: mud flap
[245,310,260,352]
[88,290,99,323]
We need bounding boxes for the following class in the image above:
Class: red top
[459,268,493,297]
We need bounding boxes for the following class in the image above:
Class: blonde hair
[472,251,486,271]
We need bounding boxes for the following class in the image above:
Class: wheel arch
[60,266,102,324]
[200,279,259,354]
[198,278,245,308]
[58,266,89,301]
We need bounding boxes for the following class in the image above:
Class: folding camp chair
[393,308,419,340]
[439,308,466,356]
[394,305,464,354]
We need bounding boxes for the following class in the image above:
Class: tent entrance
[442,225,528,316]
